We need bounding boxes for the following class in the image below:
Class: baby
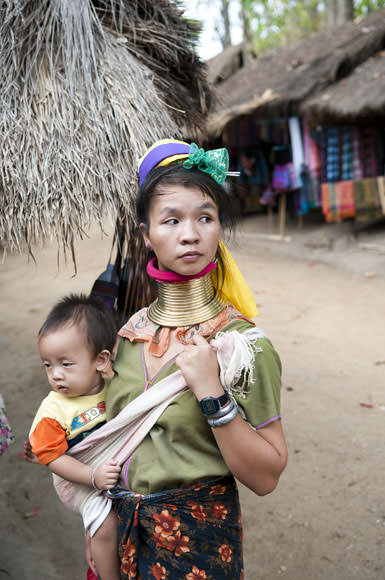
[28,293,120,580]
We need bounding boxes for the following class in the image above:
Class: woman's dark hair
[38,293,117,357]
[136,164,235,228]
[136,164,237,289]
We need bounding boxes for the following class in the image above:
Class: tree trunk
[220,0,232,48]
[327,0,337,28]
[240,0,252,44]
[337,0,354,24]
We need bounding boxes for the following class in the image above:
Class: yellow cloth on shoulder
[214,241,258,319]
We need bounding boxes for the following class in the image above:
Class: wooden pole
[279,192,287,239]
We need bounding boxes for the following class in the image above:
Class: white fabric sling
[53,328,265,537]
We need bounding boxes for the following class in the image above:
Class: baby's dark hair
[136,164,236,289]
[38,293,117,357]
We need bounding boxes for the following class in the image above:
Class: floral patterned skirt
[111,475,244,579]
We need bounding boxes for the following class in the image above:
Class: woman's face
[141,184,221,276]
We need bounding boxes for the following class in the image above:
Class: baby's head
[38,294,117,398]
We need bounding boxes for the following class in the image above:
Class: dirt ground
[1,212,385,580]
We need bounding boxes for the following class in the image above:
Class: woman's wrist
[199,391,239,428]
[194,383,225,402]
[207,401,238,428]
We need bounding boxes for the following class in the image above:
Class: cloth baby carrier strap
[53,369,187,537]
[53,327,266,537]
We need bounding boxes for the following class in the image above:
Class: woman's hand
[176,333,224,401]
[177,335,288,496]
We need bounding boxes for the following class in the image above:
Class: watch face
[202,398,219,415]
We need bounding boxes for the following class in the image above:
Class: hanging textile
[302,119,322,208]
[341,128,353,181]
[353,178,383,222]
[321,180,355,223]
[289,117,305,185]
[293,164,319,215]
[377,176,385,215]
[322,177,385,223]
[334,181,355,219]
[352,128,363,181]
[326,127,340,182]
[321,183,337,223]
[321,126,380,184]
[272,163,298,192]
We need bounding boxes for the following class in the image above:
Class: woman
[92,139,288,579]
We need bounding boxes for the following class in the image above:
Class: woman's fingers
[175,335,222,400]
[191,332,208,346]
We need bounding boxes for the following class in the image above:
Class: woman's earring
[145,243,152,251]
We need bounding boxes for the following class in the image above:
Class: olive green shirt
[106,319,281,494]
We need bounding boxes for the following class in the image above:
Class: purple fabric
[139,143,190,185]
[255,414,281,430]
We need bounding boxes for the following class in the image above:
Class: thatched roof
[207,8,385,137]
[206,43,248,86]
[0,0,211,256]
[302,49,385,124]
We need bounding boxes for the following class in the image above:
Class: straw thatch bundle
[302,50,385,124]
[207,8,385,137]
[206,43,248,86]
[0,0,210,257]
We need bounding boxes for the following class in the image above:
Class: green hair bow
[182,143,229,184]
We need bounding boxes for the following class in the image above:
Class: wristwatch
[199,392,230,416]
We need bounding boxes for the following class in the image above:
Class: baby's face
[39,324,103,398]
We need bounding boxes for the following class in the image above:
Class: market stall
[206,8,385,237]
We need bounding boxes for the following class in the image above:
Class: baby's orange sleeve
[30,418,68,465]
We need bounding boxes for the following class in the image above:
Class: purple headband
[138,143,191,186]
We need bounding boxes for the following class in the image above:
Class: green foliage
[241,0,385,54]
[245,0,326,54]
[183,0,385,57]
[355,0,385,15]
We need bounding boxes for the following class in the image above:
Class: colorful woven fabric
[321,183,330,221]
[321,182,337,222]
[272,163,298,192]
[341,128,353,181]
[377,176,385,215]
[321,180,355,222]
[352,128,363,181]
[326,127,340,182]
[111,476,243,580]
[119,303,252,358]
[0,394,15,455]
[302,119,321,207]
[353,178,382,222]
[334,180,355,219]
[260,186,277,207]
[320,126,382,185]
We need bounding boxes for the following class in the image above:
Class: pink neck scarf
[146,257,216,283]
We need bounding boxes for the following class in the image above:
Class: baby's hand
[93,460,120,490]
[23,439,40,464]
